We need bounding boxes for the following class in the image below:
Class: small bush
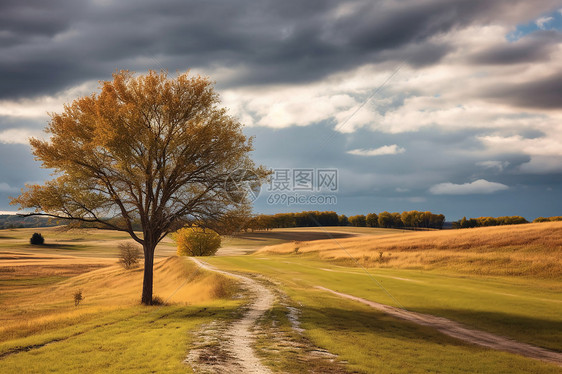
[174,227,221,256]
[118,242,142,269]
[74,290,83,307]
[30,232,44,245]
[150,296,166,306]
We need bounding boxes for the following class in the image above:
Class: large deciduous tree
[11,70,268,304]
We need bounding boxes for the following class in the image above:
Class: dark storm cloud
[469,30,559,65]
[1,0,557,98]
[0,0,81,43]
[486,72,562,110]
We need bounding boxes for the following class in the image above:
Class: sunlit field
[0,227,241,373]
[259,221,562,278]
[1,224,561,373]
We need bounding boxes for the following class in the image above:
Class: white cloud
[429,179,509,195]
[535,16,554,29]
[220,22,562,139]
[0,80,98,118]
[347,144,406,156]
[479,133,562,173]
[221,83,360,129]
[0,211,18,215]
[220,65,399,130]
[476,160,510,172]
[0,128,41,145]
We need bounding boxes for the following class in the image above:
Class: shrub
[118,242,142,269]
[174,227,221,256]
[30,232,45,245]
[150,296,166,306]
[74,290,83,306]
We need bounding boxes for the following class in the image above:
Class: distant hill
[259,221,562,279]
[0,215,66,229]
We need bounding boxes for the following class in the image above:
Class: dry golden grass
[259,222,562,279]
[0,256,237,342]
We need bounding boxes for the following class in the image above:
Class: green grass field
[203,254,562,373]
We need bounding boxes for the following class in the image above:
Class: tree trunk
[141,244,155,305]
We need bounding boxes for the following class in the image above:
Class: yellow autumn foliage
[174,227,221,256]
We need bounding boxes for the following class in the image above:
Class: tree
[174,227,221,256]
[349,214,366,227]
[118,242,142,269]
[30,232,45,245]
[391,212,403,228]
[338,214,349,226]
[366,213,378,227]
[11,70,268,305]
[378,211,393,228]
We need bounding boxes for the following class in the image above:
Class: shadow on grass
[413,307,562,352]
[234,231,355,242]
[31,243,89,251]
[301,303,562,352]
[301,305,472,348]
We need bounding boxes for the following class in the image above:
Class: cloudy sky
[1,0,562,220]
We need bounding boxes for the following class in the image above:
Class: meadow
[259,221,562,278]
[0,223,561,373]
[0,227,241,373]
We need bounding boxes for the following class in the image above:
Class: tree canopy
[11,70,268,304]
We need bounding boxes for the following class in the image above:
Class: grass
[218,226,409,257]
[2,223,561,372]
[0,302,241,373]
[0,226,176,259]
[0,256,239,342]
[299,288,560,374]
[204,255,562,373]
[254,298,348,373]
[0,251,243,373]
[259,221,562,279]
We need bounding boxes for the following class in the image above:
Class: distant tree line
[245,210,445,231]
[348,211,445,229]
[246,211,340,230]
[532,216,562,223]
[452,216,528,229]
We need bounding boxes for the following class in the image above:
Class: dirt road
[316,286,562,367]
[187,258,274,373]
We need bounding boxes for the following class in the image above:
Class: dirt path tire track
[189,257,274,373]
[316,286,562,367]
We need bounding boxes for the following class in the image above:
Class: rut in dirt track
[316,286,562,367]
